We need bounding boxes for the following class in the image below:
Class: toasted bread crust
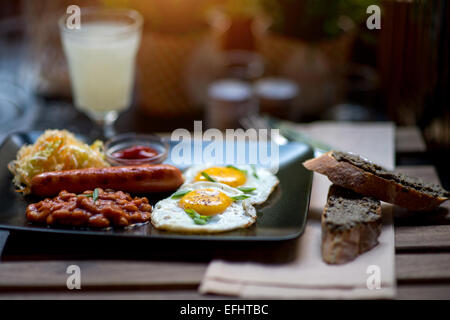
[304,152,448,211]
[321,220,382,264]
[321,185,382,264]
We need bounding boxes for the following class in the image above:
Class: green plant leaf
[226,165,248,175]
[201,171,217,182]
[184,208,211,225]
[231,195,251,201]
[237,187,256,193]
[79,193,92,198]
[92,188,100,203]
[171,190,191,199]
[251,165,259,179]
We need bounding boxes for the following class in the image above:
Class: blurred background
[0,0,448,186]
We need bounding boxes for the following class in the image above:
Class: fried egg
[182,164,279,205]
[150,182,256,233]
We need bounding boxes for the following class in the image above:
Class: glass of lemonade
[59,7,143,138]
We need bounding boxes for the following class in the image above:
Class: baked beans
[26,189,152,228]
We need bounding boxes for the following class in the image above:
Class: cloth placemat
[199,122,397,299]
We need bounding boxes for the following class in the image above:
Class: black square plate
[0,132,313,241]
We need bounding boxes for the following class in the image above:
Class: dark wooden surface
[0,127,449,300]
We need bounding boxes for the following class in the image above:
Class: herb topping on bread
[303,151,449,211]
[323,185,381,232]
[322,185,382,264]
[332,151,449,198]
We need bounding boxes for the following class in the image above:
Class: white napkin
[200,122,397,299]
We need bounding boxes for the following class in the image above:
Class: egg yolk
[179,189,232,216]
[194,166,246,188]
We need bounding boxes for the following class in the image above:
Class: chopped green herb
[79,193,92,198]
[231,195,251,201]
[184,208,211,225]
[171,190,191,199]
[201,171,216,182]
[226,165,247,175]
[251,165,259,179]
[92,188,100,202]
[237,187,256,193]
[79,188,100,202]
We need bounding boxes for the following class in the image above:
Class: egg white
[182,164,279,205]
[151,181,257,234]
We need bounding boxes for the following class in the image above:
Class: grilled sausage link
[30,164,184,196]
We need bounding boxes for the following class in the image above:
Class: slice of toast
[322,185,382,264]
[304,151,449,211]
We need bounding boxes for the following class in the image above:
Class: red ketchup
[112,145,159,160]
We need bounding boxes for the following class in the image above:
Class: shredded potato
[8,129,110,194]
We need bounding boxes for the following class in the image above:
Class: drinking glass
[59,7,143,138]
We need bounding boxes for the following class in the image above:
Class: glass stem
[93,111,118,140]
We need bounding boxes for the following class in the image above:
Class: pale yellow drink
[59,8,142,138]
[61,22,141,120]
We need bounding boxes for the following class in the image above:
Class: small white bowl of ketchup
[105,133,169,166]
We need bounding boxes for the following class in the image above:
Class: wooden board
[393,166,450,251]
[396,253,450,281]
[0,261,206,289]
[396,127,427,153]
[395,225,450,251]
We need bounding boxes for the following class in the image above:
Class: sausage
[30,164,184,197]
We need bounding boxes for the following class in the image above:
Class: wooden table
[0,127,449,300]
